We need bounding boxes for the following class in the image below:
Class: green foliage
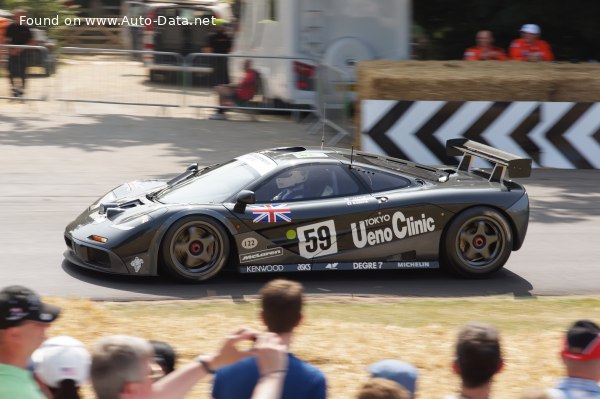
[414,0,600,61]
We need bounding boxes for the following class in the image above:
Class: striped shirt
[548,377,600,399]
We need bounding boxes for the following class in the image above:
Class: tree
[413,0,600,61]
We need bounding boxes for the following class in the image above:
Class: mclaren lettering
[239,248,283,263]
[351,212,435,249]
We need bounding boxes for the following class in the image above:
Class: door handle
[376,196,388,203]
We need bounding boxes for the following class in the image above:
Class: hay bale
[357,60,600,102]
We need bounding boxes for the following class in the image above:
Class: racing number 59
[297,220,338,258]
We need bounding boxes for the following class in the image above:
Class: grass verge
[46,295,600,399]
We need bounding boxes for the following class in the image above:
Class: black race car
[64,139,531,282]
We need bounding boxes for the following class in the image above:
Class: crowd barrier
[0,44,51,102]
[1,46,329,120]
[57,47,183,108]
[308,64,355,145]
[182,53,318,116]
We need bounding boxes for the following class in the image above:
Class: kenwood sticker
[239,248,284,263]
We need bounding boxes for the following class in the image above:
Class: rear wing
[446,138,531,182]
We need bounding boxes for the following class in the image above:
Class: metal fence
[0,45,51,101]
[56,47,184,108]
[182,53,318,116]
[308,63,355,145]
[2,46,351,128]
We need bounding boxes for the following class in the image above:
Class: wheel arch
[149,209,239,275]
[439,204,519,259]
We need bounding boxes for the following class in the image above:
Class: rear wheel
[161,216,229,282]
[442,207,512,278]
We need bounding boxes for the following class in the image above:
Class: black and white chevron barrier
[361,100,600,169]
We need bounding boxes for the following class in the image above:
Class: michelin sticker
[296,220,338,258]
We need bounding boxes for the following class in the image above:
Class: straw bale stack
[357,60,600,102]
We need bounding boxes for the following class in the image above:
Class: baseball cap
[367,359,419,396]
[31,336,91,388]
[561,320,600,361]
[0,285,61,329]
[521,24,541,34]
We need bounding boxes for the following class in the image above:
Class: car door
[349,165,447,266]
[227,163,380,269]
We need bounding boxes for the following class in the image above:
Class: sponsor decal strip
[239,261,439,273]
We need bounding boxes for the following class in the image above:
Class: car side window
[351,167,411,192]
[254,164,363,203]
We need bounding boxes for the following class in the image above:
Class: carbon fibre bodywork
[64,141,530,281]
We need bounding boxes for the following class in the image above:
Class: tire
[442,207,513,278]
[160,216,230,282]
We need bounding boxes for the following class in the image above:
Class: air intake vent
[270,147,306,152]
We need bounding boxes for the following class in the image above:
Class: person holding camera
[212,279,327,399]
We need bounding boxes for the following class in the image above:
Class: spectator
[149,340,176,379]
[443,322,503,399]
[204,19,232,86]
[463,30,508,60]
[31,336,91,399]
[367,359,418,398]
[90,328,258,399]
[0,285,61,399]
[212,279,327,399]
[209,59,258,120]
[509,24,554,62]
[251,332,289,399]
[4,8,32,98]
[548,320,600,398]
[357,378,411,399]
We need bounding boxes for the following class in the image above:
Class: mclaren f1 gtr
[64,139,531,282]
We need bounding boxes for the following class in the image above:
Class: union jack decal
[251,204,292,223]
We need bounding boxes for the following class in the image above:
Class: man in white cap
[509,23,554,61]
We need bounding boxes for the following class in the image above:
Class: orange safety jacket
[463,46,508,61]
[509,38,554,61]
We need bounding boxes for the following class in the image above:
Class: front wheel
[442,207,513,278]
[161,216,230,282]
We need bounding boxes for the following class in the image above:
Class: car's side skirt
[239,261,440,273]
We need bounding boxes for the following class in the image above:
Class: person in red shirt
[463,30,507,61]
[210,59,258,120]
[509,24,554,62]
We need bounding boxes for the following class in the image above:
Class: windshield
[156,159,264,204]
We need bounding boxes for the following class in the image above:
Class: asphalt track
[1,109,599,300]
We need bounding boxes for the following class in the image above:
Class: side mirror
[234,190,255,213]
[186,163,198,172]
